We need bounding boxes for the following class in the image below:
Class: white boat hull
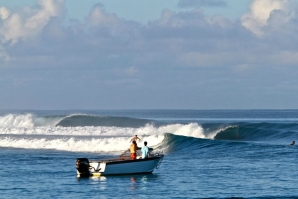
[76,155,164,176]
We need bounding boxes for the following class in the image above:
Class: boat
[76,149,164,176]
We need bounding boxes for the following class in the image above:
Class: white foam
[0,123,207,137]
[0,113,209,139]
[0,135,165,152]
[156,123,206,138]
[0,122,211,151]
[0,114,35,127]
[0,114,66,127]
[0,126,154,136]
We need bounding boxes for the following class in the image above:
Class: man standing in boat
[130,140,140,160]
[141,141,149,159]
[130,135,141,143]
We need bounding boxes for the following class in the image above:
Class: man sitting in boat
[141,141,150,159]
[130,140,141,160]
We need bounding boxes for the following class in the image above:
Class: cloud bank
[241,0,295,36]
[1,0,298,109]
[0,0,295,69]
[0,0,65,45]
[178,0,228,8]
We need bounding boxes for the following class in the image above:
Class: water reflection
[90,176,107,190]
[77,174,160,192]
[130,177,137,190]
[76,175,107,181]
[76,175,108,190]
[130,174,158,190]
[90,176,107,181]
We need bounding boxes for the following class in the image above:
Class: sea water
[0,109,297,198]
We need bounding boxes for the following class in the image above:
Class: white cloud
[241,0,295,36]
[87,4,120,27]
[1,0,298,71]
[0,0,64,44]
[0,7,10,20]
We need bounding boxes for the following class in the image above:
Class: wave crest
[0,114,35,127]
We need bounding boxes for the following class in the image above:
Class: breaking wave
[0,115,208,152]
[0,114,63,127]
[0,113,297,153]
[0,114,153,128]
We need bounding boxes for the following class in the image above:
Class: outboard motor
[76,158,90,176]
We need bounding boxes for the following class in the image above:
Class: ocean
[0,109,297,198]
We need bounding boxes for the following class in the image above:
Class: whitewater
[0,113,217,152]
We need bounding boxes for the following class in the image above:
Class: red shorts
[130,153,136,160]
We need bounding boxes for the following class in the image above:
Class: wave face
[0,111,298,153]
[212,122,298,142]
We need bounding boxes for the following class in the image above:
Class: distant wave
[0,113,155,128]
[160,133,218,152]
[0,114,64,127]
[213,122,298,141]
[55,114,153,128]
[0,114,35,127]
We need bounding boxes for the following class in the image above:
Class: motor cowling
[76,158,90,176]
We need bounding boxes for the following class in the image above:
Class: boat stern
[76,158,90,176]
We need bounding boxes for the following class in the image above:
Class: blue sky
[0,0,298,109]
[0,0,251,23]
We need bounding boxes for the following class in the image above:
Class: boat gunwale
[89,154,164,165]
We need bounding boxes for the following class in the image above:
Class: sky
[0,0,298,110]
